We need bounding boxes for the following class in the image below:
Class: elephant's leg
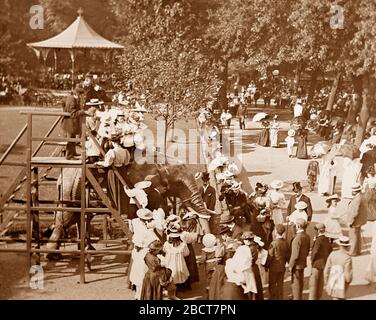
[46,210,80,260]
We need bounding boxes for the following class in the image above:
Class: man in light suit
[200,172,217,211]
[287,182,313,222]
[345,183,368,256]
[288,218,311,300]
[309,223,332,300]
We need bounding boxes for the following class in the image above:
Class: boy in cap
[307,153,320,191]
[308,223,332,300]
[268,224,290,300]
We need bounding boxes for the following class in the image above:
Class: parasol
[311,141,332,156]
[252,112,268,122]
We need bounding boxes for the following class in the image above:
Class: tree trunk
[294,64,302,94]
[218,59,229,112]
[326,72,341,111]
[307,69,318,102]
[355,73,370,147]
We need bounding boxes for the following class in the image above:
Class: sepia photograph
[0,0,375,305]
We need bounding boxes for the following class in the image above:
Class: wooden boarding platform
[31,156,82,167]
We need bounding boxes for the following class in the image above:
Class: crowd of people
[43,70,376,300]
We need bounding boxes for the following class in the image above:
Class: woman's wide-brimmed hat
[295,201,308,210]
[136,208,153,220]
[335,236,351,247]
[288,129,296,137]
[326,194,341,203]
[241,231,254,240]
[149,240,163,252]
[86,98,104,106]
[352,183,362,192]
[219,214,234,224]
[182,212,198,221]
[271,179,284,189]
[202,233,217,248]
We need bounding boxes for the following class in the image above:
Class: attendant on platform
[61,84,86,160]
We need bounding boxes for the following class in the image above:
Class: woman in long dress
[341,157,362,198]
[324,195,343,241]
[318,159,336,196]
[181,214,200,288]
[295,127,308,159]
[141,240,173,300]
[268,180,286,226]
[129,209,159,300]
[269,116,280,147]
[258,120,270,147]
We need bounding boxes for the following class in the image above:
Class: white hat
[352,183,362,192]
[253,236,264,247]
[134,181,152,190]
[230,181,242,191]
[335,236,351,247]
[85,98,104,106]
[288,129,296,137]
[326,194,341,203]
[271,180,284,189]
[136,208,153,220]
[295,201,308,210]
[202,233,217,248]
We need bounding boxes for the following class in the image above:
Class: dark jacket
[287,194,313,221]
[288,231,311,270]
[61,94,84,136]
[360,149,376,178]
[200,185,216,211]
[268,238,290,273]
[311,234,332,270]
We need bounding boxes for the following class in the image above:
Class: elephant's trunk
[179,175,209,215]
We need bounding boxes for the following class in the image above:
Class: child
[324,194,343,241]
[163,227,190,295]
[285,129,295,158]
[307,153,320,191]
[200,233,224,291]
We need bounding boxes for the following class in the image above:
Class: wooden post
[31,167,40,264]
[80,115,86,284]
[26,114,32,281]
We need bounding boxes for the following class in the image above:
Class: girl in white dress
[268,180,286,226]
[324,195,343,241]
[318,159,337,196]
[163,231,190,287]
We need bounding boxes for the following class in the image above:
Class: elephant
[45,160,212,259]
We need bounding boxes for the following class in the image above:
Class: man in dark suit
[61,85,85,159]
[287,182,313,222]
[308,223,332,300]
[200,172,216,211]
[288,218,311,300]
[268,224,290,300]
[360,144,376,182]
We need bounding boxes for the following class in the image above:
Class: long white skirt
[129,247,149,287]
